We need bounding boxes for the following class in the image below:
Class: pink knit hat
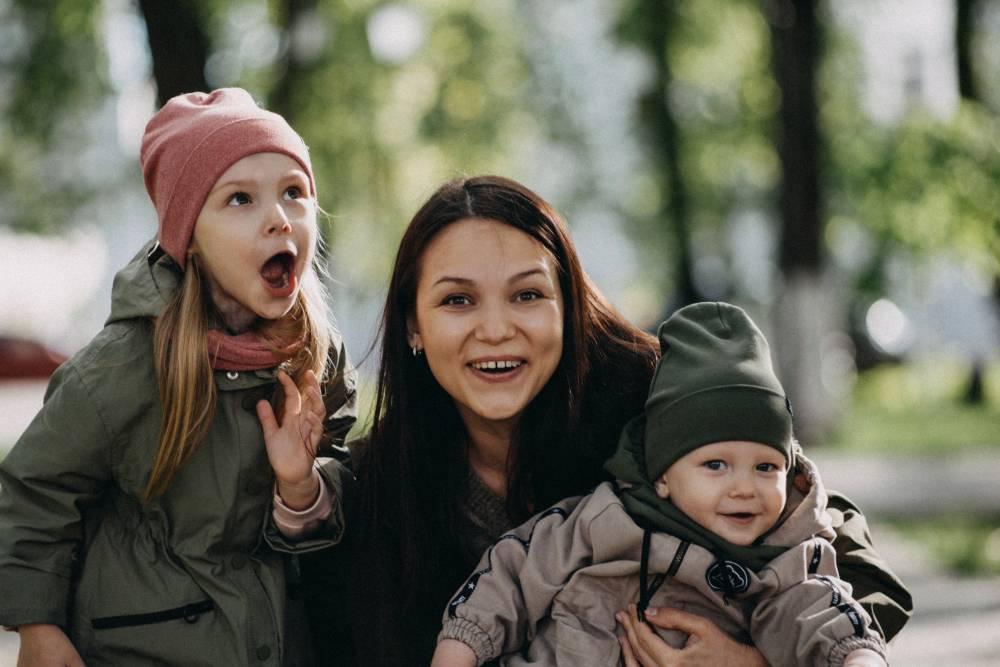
[140,87,316,267]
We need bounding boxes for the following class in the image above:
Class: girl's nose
[266,204,293,235]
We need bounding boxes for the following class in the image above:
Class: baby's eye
[227,191,252,206]
[442,294,472,307]
[515,290,543,303]
[756,462,782,473]
[283,185,304,200]
[703,460,727,471]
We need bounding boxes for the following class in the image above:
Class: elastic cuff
[272,468,332,538]
[439,618,496,665]
[828,634,887,666]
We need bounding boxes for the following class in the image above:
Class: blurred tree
[770,0,823,276]
[617,0,701,307]
[767,0,844,442]
[137,0,211,104]
[956,0,981,102]
[0,0,107,232]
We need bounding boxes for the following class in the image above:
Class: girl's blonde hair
[144,250,332,501]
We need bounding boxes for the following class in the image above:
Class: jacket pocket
[91,599,214,630]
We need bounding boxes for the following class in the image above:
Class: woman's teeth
[470,360,523,371]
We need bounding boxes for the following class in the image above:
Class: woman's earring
[412,345,423,357]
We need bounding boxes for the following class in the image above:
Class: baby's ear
[793,472,810,495]
[654,478,670,499]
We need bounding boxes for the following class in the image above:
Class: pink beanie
[140,87,316,267]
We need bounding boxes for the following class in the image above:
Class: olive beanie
[643,302,793,482]
[139,87,316,267]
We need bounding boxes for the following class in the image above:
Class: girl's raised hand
[257,369,325,510]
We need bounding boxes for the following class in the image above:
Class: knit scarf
[604,415,793,572]
[206,329,303,371]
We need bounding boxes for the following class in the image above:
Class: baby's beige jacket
[439,456,886,666]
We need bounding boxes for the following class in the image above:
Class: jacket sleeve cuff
[272,469,332,538]
[262,459,347,553]
[439,618,496,665]
[828,634,887,666]
[0,567,70,628]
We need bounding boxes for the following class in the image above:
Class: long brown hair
[144,251,332,501]
[351,175,658,663]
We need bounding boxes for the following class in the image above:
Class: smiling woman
[408,218,564,488]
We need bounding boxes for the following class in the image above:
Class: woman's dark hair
[350,175,658,664]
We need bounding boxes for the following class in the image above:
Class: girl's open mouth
[260,252,297,297]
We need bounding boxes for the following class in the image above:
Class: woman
[301,175,911,666]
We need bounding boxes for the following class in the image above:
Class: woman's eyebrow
[508,268,547,283]
[431,268,549,288]
[432,276,474,287]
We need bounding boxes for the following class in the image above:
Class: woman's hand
[17,623,86,667]
[257,369,325,510]
[617,604,768,667]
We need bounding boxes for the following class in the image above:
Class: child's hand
[17,623,86,666]
[257,369,325,510]
[430,639,477,667]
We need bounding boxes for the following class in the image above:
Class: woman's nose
[474,304,516,343]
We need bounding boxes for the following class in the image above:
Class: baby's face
[655,441,787,546]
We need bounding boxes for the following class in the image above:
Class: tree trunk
[137,0,210,106]
[768,0,843,442]
[269,0,319,123]
[631,0,701,308]
[771,0,822,274]
[956,0,980,101]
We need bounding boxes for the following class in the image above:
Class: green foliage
[822,27,1000,279]
[616,0,780,299]
[828,358,1000,454]
[889,515,1000,576]
[0,0,107,232]
[254,0,535,291]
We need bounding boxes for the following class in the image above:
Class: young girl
[0,88,356,666]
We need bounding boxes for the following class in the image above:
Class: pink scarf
[206,329,302,372]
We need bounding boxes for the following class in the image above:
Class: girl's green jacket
[0,242,357,666]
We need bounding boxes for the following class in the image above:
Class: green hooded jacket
[0,241,357,666]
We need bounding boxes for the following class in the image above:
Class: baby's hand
[257,369,325,510]
[430,639,477,667]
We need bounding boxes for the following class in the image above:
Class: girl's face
[192,152,316,327]
[409,218,564,435]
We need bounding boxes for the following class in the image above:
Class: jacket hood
[605,417,831,571]
[105,240,182,326]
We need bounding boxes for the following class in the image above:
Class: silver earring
[412,345,423,357]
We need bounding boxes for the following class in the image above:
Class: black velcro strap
[92,600,214,630]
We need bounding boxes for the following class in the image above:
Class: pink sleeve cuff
[272,468,333,538]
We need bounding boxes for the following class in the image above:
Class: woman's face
[409,217,564,434]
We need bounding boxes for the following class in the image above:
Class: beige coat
[439,456,886,666]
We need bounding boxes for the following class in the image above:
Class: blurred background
[0,0,998,663]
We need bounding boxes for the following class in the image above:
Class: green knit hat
[643,302,793,482]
